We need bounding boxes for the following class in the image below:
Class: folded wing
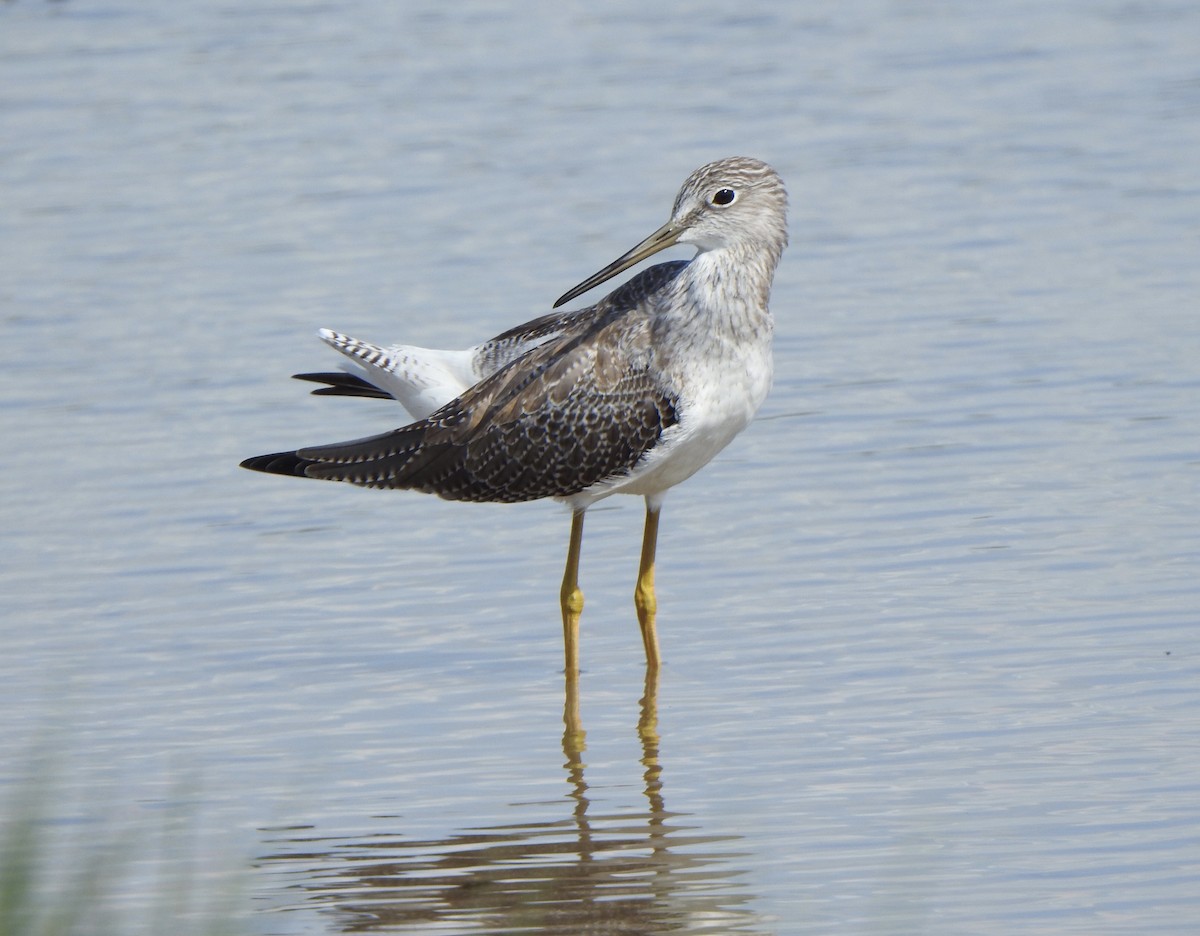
[243,308,679,504]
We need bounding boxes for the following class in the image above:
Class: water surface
[2,1,1198,933]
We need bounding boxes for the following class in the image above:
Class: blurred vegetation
[1,755,245,936]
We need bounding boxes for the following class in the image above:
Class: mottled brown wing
[471,260,689,375]
[295,312,679,503]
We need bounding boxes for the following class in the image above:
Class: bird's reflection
[258,666,768,934]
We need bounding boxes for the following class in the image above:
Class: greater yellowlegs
[241,156,788,672]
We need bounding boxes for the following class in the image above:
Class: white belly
[571,337,774,508]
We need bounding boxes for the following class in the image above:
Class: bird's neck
[677,245,778,331]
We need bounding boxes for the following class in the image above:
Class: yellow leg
[635,501,662,668]
[560,509,586,675]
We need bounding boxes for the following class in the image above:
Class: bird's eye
[711,188,737,206]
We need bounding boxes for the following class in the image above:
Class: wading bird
[241,157,788,673]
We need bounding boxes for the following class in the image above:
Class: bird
[241,156,788,673]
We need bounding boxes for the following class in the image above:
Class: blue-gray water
[2,2,1198,933]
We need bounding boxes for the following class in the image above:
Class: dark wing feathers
[299,316,676,502]
[471,261,689,375]
[291,371,393,399]
[242,262,687,503]
[239,450,314,477]
[245,314,678,502]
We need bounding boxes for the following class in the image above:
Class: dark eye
[711,188,736,206]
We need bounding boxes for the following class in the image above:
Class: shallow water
[2,1,1199,933]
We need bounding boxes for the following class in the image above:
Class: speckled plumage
[255,264,690,503]
[287,272,684,501]
[294,304,593,415]
[242,156,788,669]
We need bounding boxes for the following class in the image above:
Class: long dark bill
[553,220,684,309]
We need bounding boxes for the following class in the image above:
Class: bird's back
[248,263,691,503]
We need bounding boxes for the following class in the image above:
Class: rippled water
[2,2,1198,934]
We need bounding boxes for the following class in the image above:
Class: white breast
[574,256,775,508]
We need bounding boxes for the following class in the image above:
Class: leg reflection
[560,663,665,834]
[638,665,663,816]
[562,666,586,754]
[258,661,766,933]
[561,666,592,852]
